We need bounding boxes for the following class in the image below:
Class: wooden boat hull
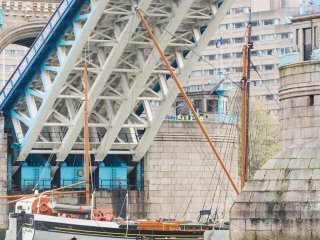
[8,213,205,240]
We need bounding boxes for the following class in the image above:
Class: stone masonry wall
[279,61,320,150]
[0,116,8,228]
[141,120,238,221]
[59,120,239,221]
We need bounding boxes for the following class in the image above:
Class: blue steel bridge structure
[0,0,233,192]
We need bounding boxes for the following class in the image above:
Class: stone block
[264,170,281,180]
[288,180,310,191]
[288,169,313,180]
[274,158,290,169]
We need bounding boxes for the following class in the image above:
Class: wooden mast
[241,45,248,190]
[84,63,91,205]
[241,8,252,189]
[136,8,239,195]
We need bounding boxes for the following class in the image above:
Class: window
[296,29,299,45]
[314,26,318,48]
[264,64,274,71]
[191,70,202,77]
[193,100,202,112]
[208,40,215,46]
[251,50,258,56]
[234,67,242,73]
[234,37,245,43]
[261,34,274,41]
[204,55,215,61]
[223,38,231,44]
[207,100,217,112]
[266,94,274,100]
[234,52,242,58]
[234,22,245,29]
[222,53,231,59]
[309,95,315,106]
[263,19,275,25]
[251,35,259,41]
[219,24,228,30]
[303,28,312,61]
[267,49,273,55]
[251,20,259,27]
[203,69,214,76]
[277,32,291,39]
[232,7,244,14]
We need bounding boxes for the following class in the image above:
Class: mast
[136,8,239,195]
[241,7,252,189]
[84,63,91,205]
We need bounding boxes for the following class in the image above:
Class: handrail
[0,0,76,108]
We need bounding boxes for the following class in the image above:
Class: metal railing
[0,0,74,106]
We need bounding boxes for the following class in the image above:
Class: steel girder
[3,0,234,162]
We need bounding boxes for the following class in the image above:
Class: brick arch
[0,21,46,52]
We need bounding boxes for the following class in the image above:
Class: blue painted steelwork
[60,155,85,188]
[0,0,88,112]
[21,155,51,190]
[7,154,12,191]
[0,8,3,28]
[136,161,143,191]
[99,155,127,190]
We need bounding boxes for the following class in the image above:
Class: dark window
[267,49,273,55]
[222,53,231,59]
[296,29,299,45]
[264,64,274,71]
[266,94,274,100]
[263,19,274,25]
[235,52,242,58]
[223,38,231,44]
[309,95,314,106]
[234,22,245,29]
[234,67,242,73]
[207,100,217,112]
[251,50,258,56]
[208,40,215,46]
[314,26,318,48]
[251,35,259,41]
[234,37,244,43]
[303,28,312,60]
[251,20,259,27]
[193,100,202,112]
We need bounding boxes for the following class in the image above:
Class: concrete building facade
[187,0,302,116]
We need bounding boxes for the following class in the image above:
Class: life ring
[93,210,104,221]
[103,210,114,222]
[39,202,48,213]
[77,168,85,177]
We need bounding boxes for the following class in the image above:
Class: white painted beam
[132,0,235,162]
[55,0,153,161]
[94,0,196,161]
[16,0,111,161]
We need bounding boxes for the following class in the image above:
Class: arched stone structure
[0,0,60,51]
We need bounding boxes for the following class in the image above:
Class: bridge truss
[0,0,234,163]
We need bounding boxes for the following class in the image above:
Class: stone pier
[230,61,320,239]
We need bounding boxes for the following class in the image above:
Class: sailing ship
[3,4,254,240]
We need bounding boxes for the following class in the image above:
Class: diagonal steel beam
[16,0,111,161]
[132,0,235,162]
[55,0,153,161]
[94,0,196,161]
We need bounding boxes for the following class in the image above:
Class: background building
[186,0,303,116]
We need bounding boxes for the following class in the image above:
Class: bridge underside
[0,0,233,164]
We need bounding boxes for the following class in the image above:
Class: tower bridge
[0,0,60,51]
[0,0,233,164]
[0,0,240,224]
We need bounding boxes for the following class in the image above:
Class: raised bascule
[0,0,235,223]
